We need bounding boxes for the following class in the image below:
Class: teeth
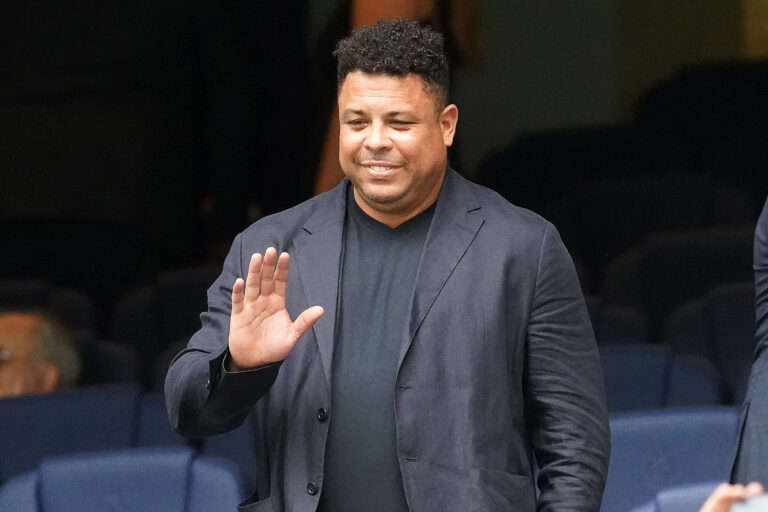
[369,165,389,172]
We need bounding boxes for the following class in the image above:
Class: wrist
[225,351,244,372]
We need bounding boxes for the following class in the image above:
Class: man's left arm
[525,222,610,511]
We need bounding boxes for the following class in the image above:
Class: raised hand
[228,247,324,370]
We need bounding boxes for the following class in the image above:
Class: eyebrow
[341,109,414,118]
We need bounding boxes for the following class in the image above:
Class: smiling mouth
[359,161,402,172]
[354,156,404,175]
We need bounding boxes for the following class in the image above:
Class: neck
[351,177,444,228]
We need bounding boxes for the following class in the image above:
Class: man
[732,197,768,485]
[0,311,81,398]
[166,18,609,511]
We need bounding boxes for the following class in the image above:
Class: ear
[439,104,459,147]
[38,364,60,393]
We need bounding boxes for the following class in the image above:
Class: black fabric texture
[318,190,435,512]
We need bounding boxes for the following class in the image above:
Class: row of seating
[557,175,753,288]
[1,335,739,415]
[0,266,218,386]
[0,392,740,512]
[0,383,258,488]
[88,340,755,414]
[0,447,244,512]
[628,482,721,512]
[600,344,724,413]
[2,224,756,358]
[591,281,757,405]
[0,266,219,342]
[603,407,740,511]
[1,281,757,413]
[589,281,755,352]
[1,224,755,336]
[663,282,756,403]
[599,227,753,336]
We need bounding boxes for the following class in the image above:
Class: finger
[700,483,746,512]
[273,252,291,297]
[244,252,263,303]
[746,482,765,497]
[260,247,278,295]
[231,278,245,316]
[289,306,325,344]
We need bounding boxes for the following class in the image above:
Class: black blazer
[166,169,610,511]
[732,197,768,484]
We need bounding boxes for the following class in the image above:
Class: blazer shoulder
[461,175,554,236]
[238,182,347,248]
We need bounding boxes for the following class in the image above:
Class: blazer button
[307,482,319,495]
[316,407,328,422]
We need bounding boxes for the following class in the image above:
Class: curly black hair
[334,18,449,109]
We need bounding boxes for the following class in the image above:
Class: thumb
[289,306,325,344]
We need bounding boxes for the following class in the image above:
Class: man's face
[338,71,458,226]
[0,315,54,398]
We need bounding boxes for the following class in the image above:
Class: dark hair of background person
[30,314,80,389]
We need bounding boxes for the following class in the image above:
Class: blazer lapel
[293,180,349,387]
[399,169,485,366]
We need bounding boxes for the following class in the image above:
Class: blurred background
[1,1,767,510]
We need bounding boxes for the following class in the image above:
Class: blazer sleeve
[164,233,280,437]
[524,222,611,511]
[730,197,768,483]
[753,199,768,365]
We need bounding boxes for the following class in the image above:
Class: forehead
[338,71,434,111]
[0,315,40,355]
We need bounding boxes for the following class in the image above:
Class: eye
[391,120,414,129]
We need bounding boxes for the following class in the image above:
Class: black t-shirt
[318,191,435,512]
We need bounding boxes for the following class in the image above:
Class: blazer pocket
[238,496,274,512]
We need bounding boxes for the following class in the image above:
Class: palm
[228,248,324,369]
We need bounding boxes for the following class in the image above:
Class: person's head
[334,18,458,227]
[0,312,81,398]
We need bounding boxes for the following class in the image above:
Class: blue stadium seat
[555,174,752,285]
[201,411,260,491]
[138,392,258,490]
[0,447,245,512]
[77,337,140,386]
[599,344,723,413]
[0,384,258,492]
[111,265,220,385]
[602,408,739,512]
[586,295,650,345]
[662,282,756,403]
[0,383,141,483]
[628,481,721,512]
[601,227,754,335]
[137,392,190,447]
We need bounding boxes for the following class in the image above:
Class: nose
[364,121,392,152]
